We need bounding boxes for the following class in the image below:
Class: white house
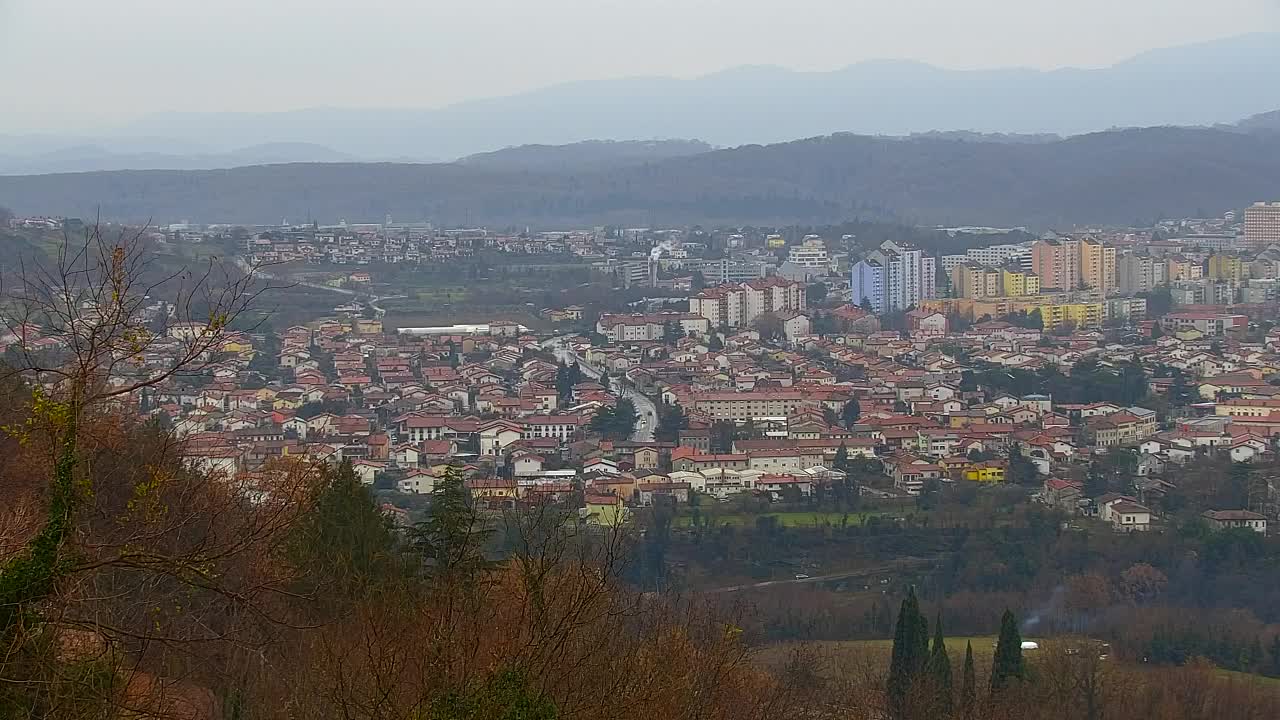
[1109,501,1152,532]
[397,469,437,495]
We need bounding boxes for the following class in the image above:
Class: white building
[787,238,834,273]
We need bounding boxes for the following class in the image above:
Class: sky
[3,0,1279,132]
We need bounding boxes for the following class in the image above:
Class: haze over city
[4,0,1280,131]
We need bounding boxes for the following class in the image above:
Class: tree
[409,465,492,584]
[806,282,828,306]
[990,609,1026,693]
[833,442,849,473]
[841,398,862,427]
[960,641,977,719]
[927,614,953,716]
[753,312,785,342]
[291,458,404,601]
[662,320,681,346]
[655,402,687,443]
[1006,443,1039,485]
[589,398,638,440]
[887,586,929,719]
[1118,562,1168,606]
[710,420,738,454]
[1145,284,1173,317]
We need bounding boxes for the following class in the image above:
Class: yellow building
[1207,254,1247,283]
[1000,269,1041,297]
[1020,302,1104,330]
[1079,238,1117,294]
[1166,256,1201,281]
[951,263,1001,298]
[964,462,1006,483]
[766,234,787,248]
[584,494,629,527]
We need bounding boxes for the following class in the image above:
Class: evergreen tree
[290,458,403,601]
[927,613,953,716]
[834,442,849,472]
[960,641,977,719]
[409,465,492,585]
[841,398,862,427]
[887,587,928,719]
[990,609,1026,693]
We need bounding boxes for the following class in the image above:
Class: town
[10,201,1279,545]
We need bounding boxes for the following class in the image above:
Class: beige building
[1079,238,1117,295]
[1243,202,1280,251]
[1031,237,1081,291]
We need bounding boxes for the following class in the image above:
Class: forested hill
[3,126,1280,229]
[456,139,714,172]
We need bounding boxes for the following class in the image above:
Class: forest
[2,126,1279,228]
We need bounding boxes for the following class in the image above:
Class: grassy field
[675,511,887,528]
[754,636,1000,676]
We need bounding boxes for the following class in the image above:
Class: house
[1109,501,1152,532]
[397,469,437,494]
[512,453,546,477]
[583,493,628,527]
[1096,494,1139,523]
[1041,477,1083,513]
[963,461,1006,484]
[351,460,385,485]
[467,477,518,505]
[1202,510,1267,534]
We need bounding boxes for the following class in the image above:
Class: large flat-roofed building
[1243,202,1280,251]
[690,391,808,423]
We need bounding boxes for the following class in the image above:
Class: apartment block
[689,277,806,329]
[851,259,886,313]
[1243,202,1280,251]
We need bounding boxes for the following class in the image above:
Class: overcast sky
[3,0,1279,132]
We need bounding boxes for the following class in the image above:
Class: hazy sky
[3,0,1279,131]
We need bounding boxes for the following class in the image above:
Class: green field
[676,511,886,528]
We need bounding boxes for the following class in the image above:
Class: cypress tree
[960,641,976,719]
[887,587,927,719]
[990,609,1026,693]
[927,613,953,716]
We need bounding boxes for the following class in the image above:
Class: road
[707,558,933,594]
[232,256,404,316]
[545,336,656,442]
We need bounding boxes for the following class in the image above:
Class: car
[794,573,810,580]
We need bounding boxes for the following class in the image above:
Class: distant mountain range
[4,125,1279,229]
[0,142,356,175]
[10,32,1274,165]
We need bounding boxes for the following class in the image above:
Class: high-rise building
[1079,238,1117,295]
[1243,202,1280,251]
[1117,253,1157,295]
[999,268,1040,297]
[870,242,936,311]
[1031,238,1081,291]
[951,263,1000,298]
[1206,254,1247,283]
[850,260,886,313]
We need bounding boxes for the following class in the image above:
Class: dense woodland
[3,127,1280,228]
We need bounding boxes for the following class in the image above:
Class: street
[546,336,656,442]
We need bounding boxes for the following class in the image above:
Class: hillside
[457,139,713,172]
[2,126,1279,229]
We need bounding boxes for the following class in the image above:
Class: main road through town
[543,337,656,443]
